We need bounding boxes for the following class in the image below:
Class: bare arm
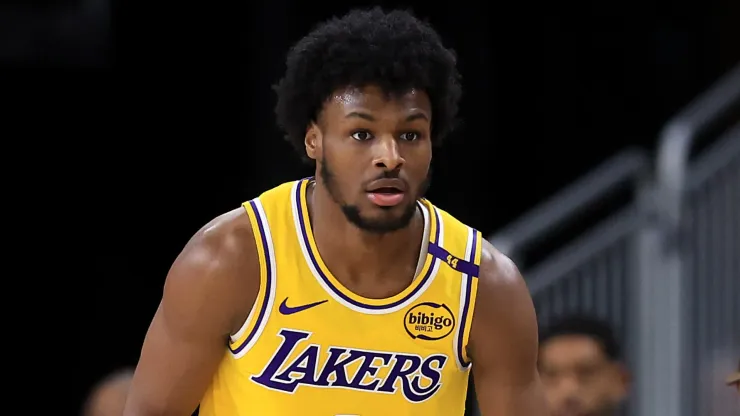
[123,209,258,416]
[84,369,134,416]
[469,240,549,416]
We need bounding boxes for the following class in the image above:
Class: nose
[372,136,405,171]
[557,375,581,399]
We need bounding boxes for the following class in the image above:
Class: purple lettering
[347,351,393,390]
[410,354,446,399]
[274,344,320,384]
[250,328,448,403]
[250,329,311,392]
[315,347,356,387]
[377,354,422,394]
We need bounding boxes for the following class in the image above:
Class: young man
[538,316,630,416]
[124,7,547,415]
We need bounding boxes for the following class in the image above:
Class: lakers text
[251,329,449,403]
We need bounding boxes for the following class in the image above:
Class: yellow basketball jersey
[199,178,482,416]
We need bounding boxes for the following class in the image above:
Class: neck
[307,181,423,283]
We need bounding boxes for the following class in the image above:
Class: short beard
[318,157,430,234]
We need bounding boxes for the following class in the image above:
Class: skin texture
[468,239,549,416]
[303,86,431,297]
[84,369,134,416]
[123,208,259,415]
[123,86,548,416]
[538,335,629,416]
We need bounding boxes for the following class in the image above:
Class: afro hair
[274,7,462,161]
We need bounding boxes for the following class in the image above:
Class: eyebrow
[345,111,429,122]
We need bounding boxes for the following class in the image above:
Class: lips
[366,178,406,207]
[371,187,402,194]
[366,178,406,193]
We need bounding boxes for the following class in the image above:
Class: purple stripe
[296,180,439,310]
[456,229,479,367]
[427,242,480,277]
[230,199,272,355]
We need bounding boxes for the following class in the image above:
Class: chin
[349,212,411,234]
[341,200,417,234]
[366,216,411,233]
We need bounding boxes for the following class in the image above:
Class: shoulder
[474,238,534,323]
[162,206,260,336]
[468,238,538,359]
[477,238,524,295]
[423,201,522,294]
[467,241,548,412]
[172,207,256,277]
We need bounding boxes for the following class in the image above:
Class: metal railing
[489,149,650,268]
[644,63,740,416]
[473,63,740,416]
[485,149,651,416]
[684,126,740,416]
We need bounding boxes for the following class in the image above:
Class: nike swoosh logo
[278,298,328,315]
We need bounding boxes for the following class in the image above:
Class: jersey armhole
[228,198,277,359]
[454,228,482,370]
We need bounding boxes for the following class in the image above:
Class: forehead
[540,335,608,364]
[322,85,431,117]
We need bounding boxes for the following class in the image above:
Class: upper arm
[124,209,259,416]
[468,240,548,416]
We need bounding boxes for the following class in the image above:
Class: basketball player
[124,7,547,416]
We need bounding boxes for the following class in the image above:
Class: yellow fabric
[200,179,482,415]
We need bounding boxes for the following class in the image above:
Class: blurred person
[124,7,547,416]
[84,368,133,416]
[727,359,739,395]
[538,316,629,416]
[704,348,740,415]
[726,362,740,415]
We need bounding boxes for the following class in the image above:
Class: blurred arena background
[6,0,736,414]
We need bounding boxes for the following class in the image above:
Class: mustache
[363,169,432,199]
[364,170,409,187]
[376,170,400,179]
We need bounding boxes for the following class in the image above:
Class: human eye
[400,132,420,141]
[351,130,373,141]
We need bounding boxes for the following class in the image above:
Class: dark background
[7,0,734,411]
